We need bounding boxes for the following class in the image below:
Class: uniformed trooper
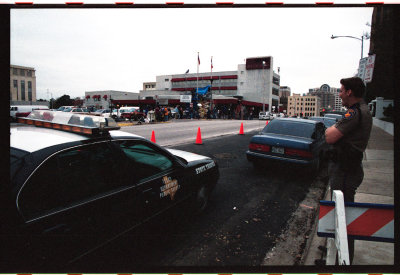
[325,76,372,263]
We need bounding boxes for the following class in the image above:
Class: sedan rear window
[262,120,315,138]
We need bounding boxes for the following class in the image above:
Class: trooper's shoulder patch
[343,108,356,120]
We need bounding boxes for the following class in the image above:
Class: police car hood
[166,148,211,163]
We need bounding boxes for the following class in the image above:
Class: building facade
[10,65,37,105]
[308,84,342,112]
[143,82,156,91]
[287,93,321,117]
[84,90,139,110]
[134,56,280,112]
[278,86,291,113]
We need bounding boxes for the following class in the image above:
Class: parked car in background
[246,118,327,173]
[56,106,74,112]
[111,107,132,119]
[120,107,146,121]
[309,116,337,127]
[258,112,271,120]
[93,109,112,117]
[7,110,219,270]
[63,107,89,114]
[10,105,49,121]
[324,113,343,121]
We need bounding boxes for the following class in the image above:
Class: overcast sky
[11,7,373,100]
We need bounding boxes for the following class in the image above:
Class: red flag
[211,56,213,70]
[198,53,200,65]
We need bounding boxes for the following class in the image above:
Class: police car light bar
[17,110,120,135]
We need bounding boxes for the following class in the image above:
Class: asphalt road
[119,119,266,146]
[70,129,323,273]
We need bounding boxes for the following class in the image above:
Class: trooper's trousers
[328,160,364,264]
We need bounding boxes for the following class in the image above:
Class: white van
[259,111,271,120]
[10,105,49,121]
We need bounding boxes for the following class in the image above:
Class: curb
[261,174,328,265]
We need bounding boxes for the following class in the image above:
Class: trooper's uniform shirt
[334,100,372,152]
[329,100,372,202]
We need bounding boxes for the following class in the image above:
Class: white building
[127,56,280,112]
[10,65,38,105]
[84,90,139,110]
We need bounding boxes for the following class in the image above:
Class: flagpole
[197,52,199,103]
[210,56,213,113]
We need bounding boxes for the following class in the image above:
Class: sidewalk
[304,124,394,265]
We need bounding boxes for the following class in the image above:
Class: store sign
[364,54,376,83]
[180,95,192,103]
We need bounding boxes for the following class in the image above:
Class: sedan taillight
[249,143,270,152]
[285,148,313,158]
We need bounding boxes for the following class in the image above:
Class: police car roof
[10,126,143,153]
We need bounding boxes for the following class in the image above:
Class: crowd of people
[137,104,264,122]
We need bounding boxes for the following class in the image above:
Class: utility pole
[262,61,266,113]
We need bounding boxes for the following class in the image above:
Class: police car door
[116,139,189,220]
[15,141,140,266]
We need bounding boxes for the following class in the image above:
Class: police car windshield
[262,120,315,138]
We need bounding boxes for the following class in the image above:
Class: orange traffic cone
[266,120,269,126]
[195,127,203,145]
[239,122,244,135]
[150,130,156,143]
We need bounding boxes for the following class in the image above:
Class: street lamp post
[331,34,369,59]
[262,61,266,113]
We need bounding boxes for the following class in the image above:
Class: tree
[54,94,74,109]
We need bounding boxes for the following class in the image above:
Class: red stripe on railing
[319,204,334,219]
[15,2,33,4]
[347,208,393,236]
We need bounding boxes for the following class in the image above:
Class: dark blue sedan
[246,118,327,172]
[309,116,337,127]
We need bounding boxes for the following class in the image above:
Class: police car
[6,110,219,269]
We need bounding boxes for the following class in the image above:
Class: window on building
[241,71,244,74]
[165,79,169,82]
[20,69,25,76]
[13,68,18,75]
[21,80,25,101]
[27,70,32,77]
[28,81,32,101]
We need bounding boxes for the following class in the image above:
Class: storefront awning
[241,100,267,108]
